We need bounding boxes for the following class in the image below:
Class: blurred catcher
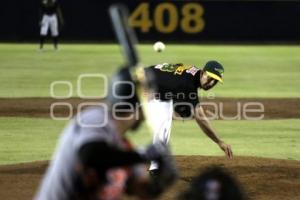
[34,67,178,200]
[145,61,233,174]
[178,167,245,200]
[39,0,64,50]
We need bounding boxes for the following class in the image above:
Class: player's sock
[149,169,159,178]
[53,36,59,50]
[40,36,46,50]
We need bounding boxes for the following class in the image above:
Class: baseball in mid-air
[153,41,166,52]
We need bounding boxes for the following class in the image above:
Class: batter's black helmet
[107,67,139,110]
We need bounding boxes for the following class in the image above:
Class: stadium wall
[1,0,300,42]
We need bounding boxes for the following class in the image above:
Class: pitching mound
[0,156,299,200]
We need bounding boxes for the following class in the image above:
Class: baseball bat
[109,4,155,134]
[109,4,139,67]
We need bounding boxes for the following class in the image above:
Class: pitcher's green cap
[203,61,224,83]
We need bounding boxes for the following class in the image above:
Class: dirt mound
[0,156,299,200]
[0,97,299,119]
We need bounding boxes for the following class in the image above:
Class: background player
[145,61,233,174]
[34,68,178,200]
[39,0,64,50]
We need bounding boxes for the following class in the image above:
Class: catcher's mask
[180,167,245,200]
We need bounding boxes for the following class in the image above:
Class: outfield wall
[1,1,300,42]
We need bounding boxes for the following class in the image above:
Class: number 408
[129,2,205,34]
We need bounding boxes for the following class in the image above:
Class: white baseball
[153,41,166,52]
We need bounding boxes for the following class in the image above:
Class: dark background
[1,0,300,42]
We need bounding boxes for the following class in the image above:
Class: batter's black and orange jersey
[34,106,146,200]
[41,0,58,15]
[146,63,201,117]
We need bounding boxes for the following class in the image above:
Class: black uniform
[39,0,62,50]
[41,0,58,15]
[146,63,201,118]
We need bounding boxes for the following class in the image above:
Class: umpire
[34,68,178,200]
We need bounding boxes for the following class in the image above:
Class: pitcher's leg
[148,99,173,171]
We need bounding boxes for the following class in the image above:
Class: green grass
[130,119,300,160]
[0,44,299,165]
[0,117,299,165]
[0,118,65,164]
[0,44,300,97]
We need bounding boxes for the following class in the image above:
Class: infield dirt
[0,97,299,119]
[0,156,299,200]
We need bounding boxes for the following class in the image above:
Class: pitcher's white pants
[40,14,59,37]
[148,99,173,171]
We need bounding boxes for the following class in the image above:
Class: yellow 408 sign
[129,2,205,34]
